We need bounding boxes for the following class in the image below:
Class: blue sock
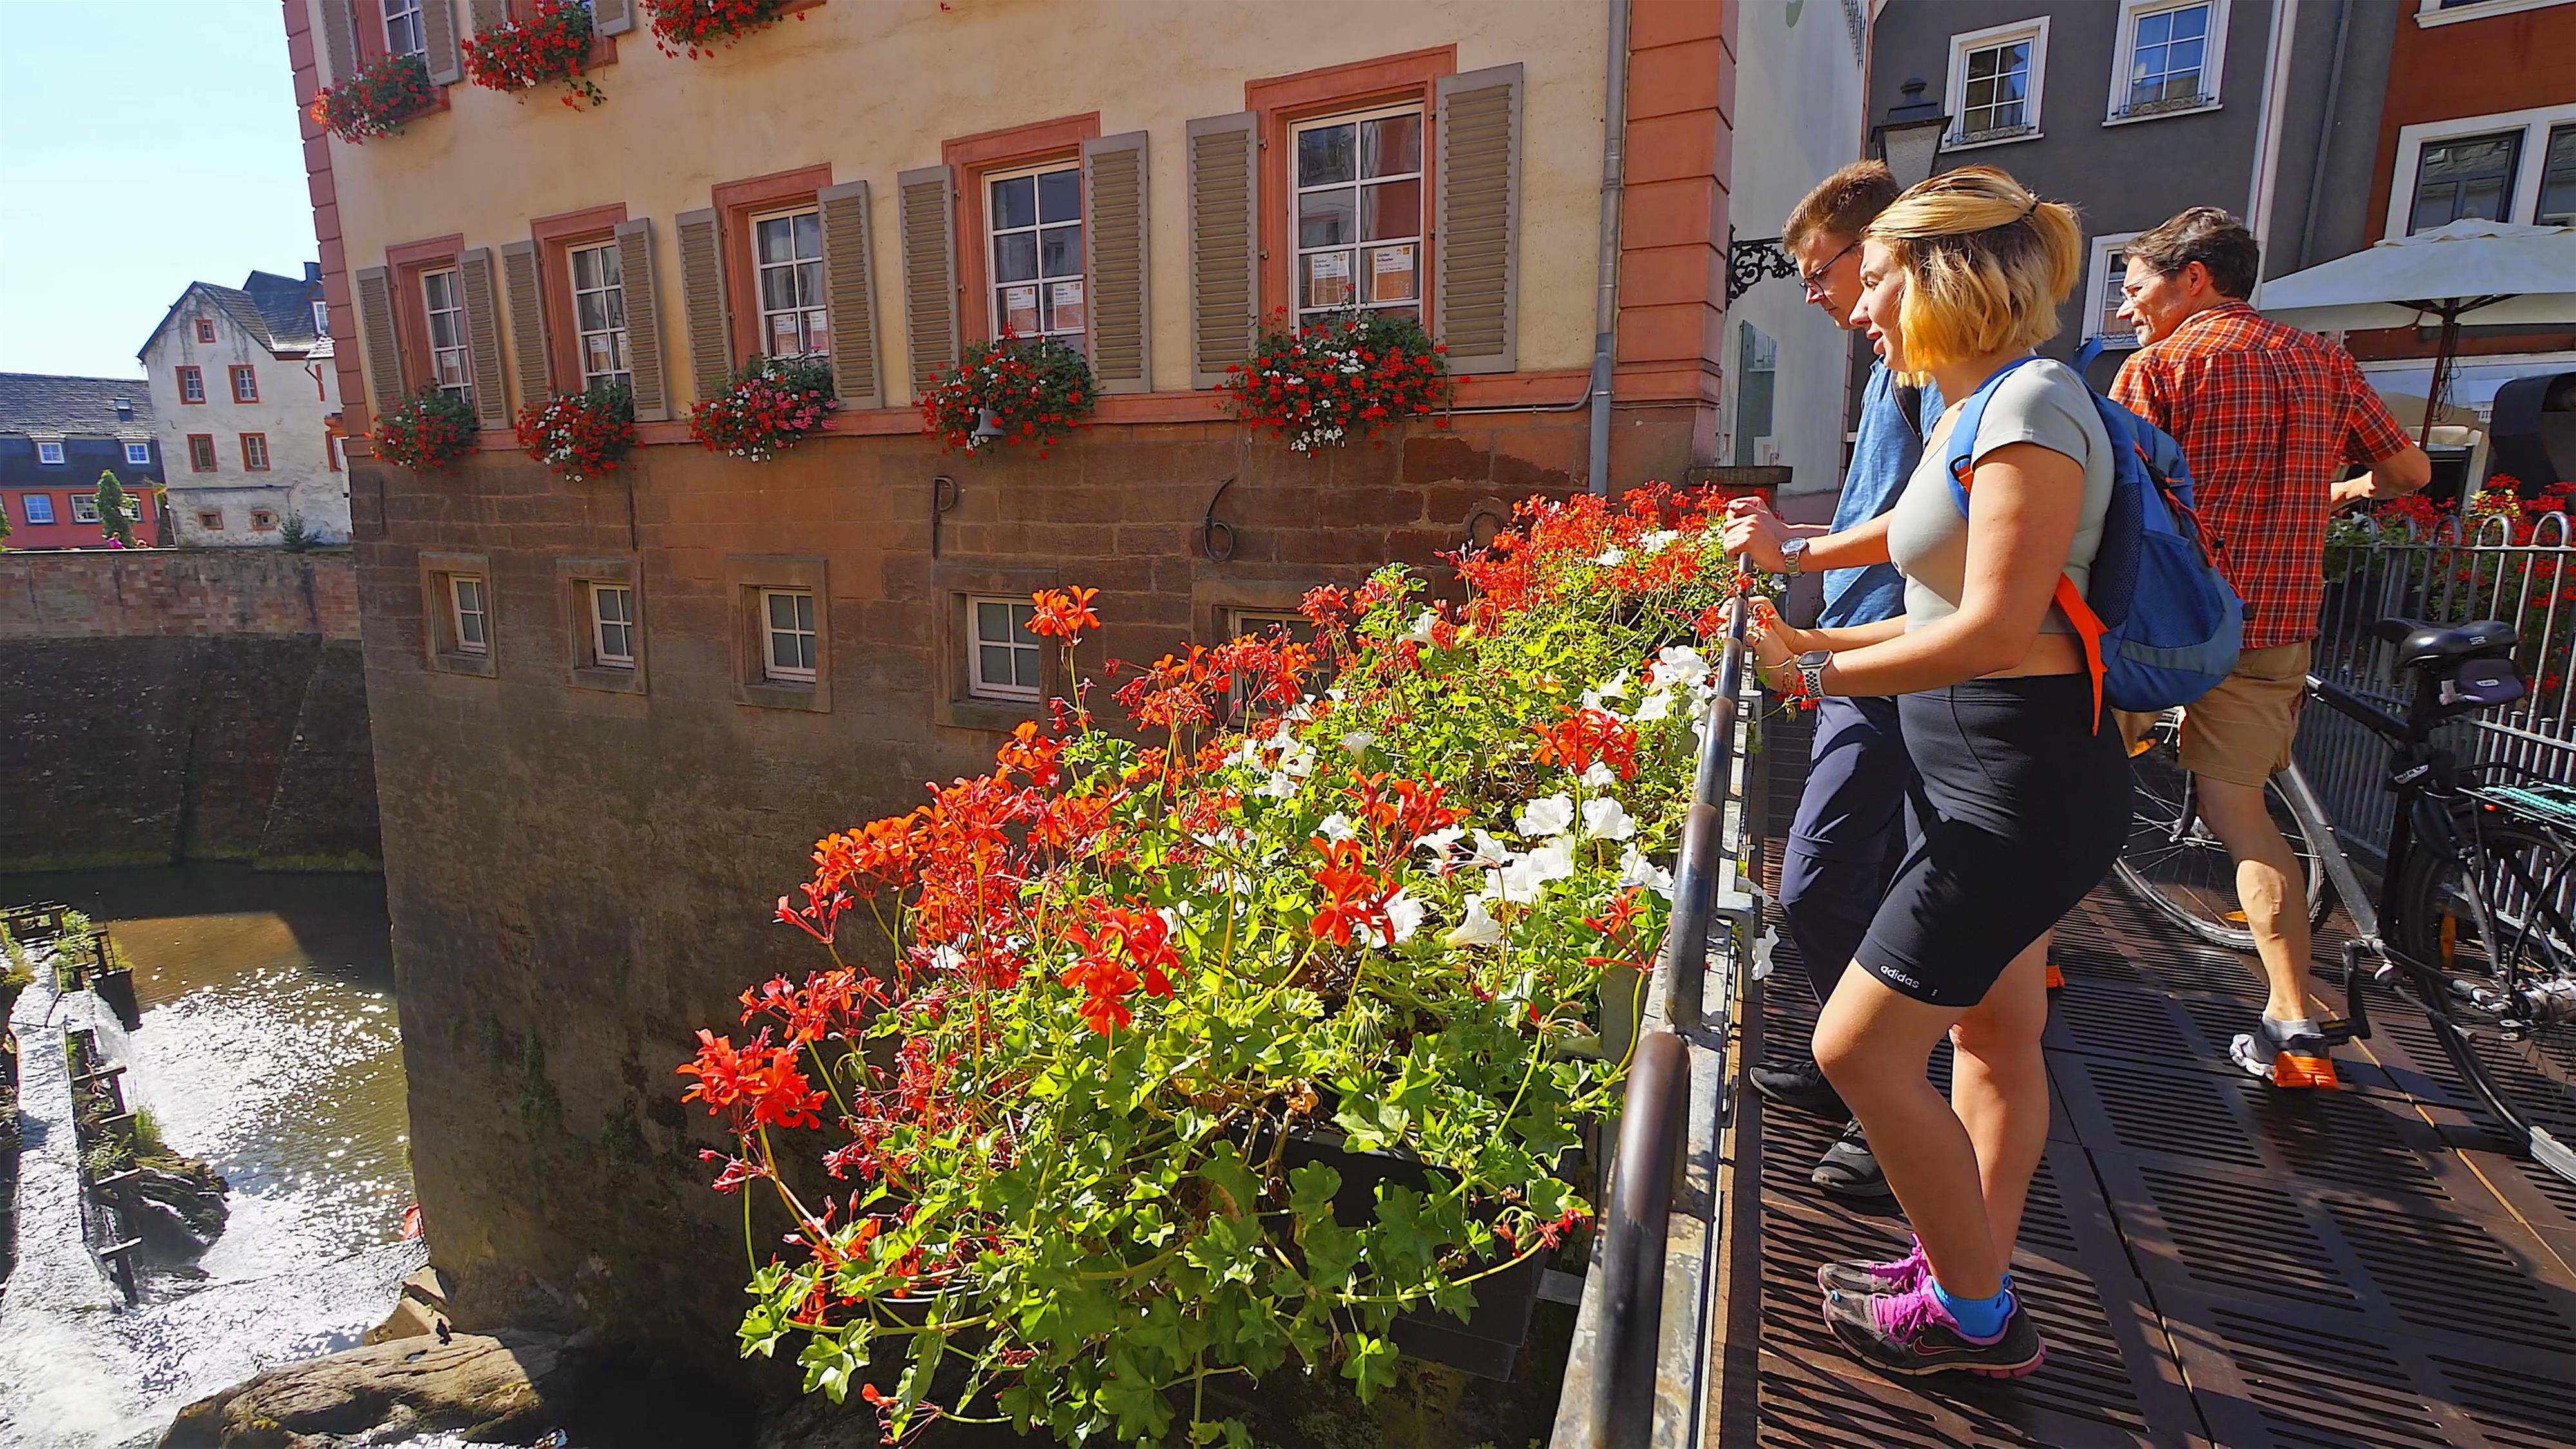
[1933,1280,2014,1340]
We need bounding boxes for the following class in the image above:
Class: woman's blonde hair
[1864,166,2081,375]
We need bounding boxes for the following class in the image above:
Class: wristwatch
[1797,650,1832,701]
[1779,536,1810,576]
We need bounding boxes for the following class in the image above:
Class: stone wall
[352,410,1696,1385]
[0,550,377,871]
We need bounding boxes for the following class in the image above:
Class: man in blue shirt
[1723,162,1938,1201]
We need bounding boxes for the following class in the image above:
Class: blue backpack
[1944,355,2242,721]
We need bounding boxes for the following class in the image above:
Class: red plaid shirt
[2110,301,2413,650]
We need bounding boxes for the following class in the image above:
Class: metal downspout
[1587,0,1631,497]
[2297,0,2356,271]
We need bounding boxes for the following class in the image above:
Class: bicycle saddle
[2370,616,2518,669]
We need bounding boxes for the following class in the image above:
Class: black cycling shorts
[1855,676,2130,1009]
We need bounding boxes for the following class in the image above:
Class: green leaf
[1342,1331,1401,1401]
[1287,1161,1343,1223]
[1184,1211,1264,1288]
[1300,1218,1363,1294]
[1195,1139,1262,1218]
[1333,1090,1410,1151]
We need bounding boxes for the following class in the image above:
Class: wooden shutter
[592,0,634,36]
[423,0,464,86]
[467,0,505,31]
[500,239,551,408]
[1186,112,1259,390]
[316,0,357,86]
[1083,131,1151,395]
[897,165,958,399]
[458,247,511,430]
[676,207,733,400]
[1435,64,1524,375]
[354,265,405,418]
[818,180,883,410]
[614,218,671,422]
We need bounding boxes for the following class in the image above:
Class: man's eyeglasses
[1801,239,1861,298]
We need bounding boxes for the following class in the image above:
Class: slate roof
[137,265,327,361]
[0,372,157,438]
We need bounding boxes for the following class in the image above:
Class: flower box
[372,390,479,472]
[308,52,439,144]
[462,0,605,110]
[515,384,636,482]
[645,0,800,57]
[919,332,1096,458]
[688,355,835,462]
[1223,310,1450,454]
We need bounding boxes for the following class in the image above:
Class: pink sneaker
[1821,1280,2046,1378]
[1815,1238,1928,1298]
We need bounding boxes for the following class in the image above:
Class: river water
[0,864,425,1448]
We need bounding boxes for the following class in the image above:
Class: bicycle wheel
[2112,714,2331,951]
[2391,813,2576,1181]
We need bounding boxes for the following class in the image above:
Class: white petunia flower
[1595,668,1631,699]
[1580,760,1619,789]
[1516,793,1577,838]
[1260,770,1300,800]
[1650,645,1713,692]
[1417,826,1466,864]
[1461,829,1515,869]
[1637,528,1682,555]
[1382,890,1426,945]
[1596,547,1626,567]
[1316,812,1358,842]
[1402,609,1439,645]
[1618,841,1676,898]
[1582,796,1637,841]
[1340,730,1377,757]
[1633,689,1674,723]
[1444,896,1506,949]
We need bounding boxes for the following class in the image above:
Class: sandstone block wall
[0,550,378,872]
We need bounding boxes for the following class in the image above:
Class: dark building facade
[0,373,170,549]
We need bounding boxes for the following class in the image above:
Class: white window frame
[2084,231,2146,352]
[23,494,55,525]
[34,440,64,466]
[383,0,426,57]
[2383,101,2576,240]
[70,494,101,524]
[985,160,1088,353]
[761,587,818,683]
[2416,0,2576,27]
[2105,0,2227,126]
[230,364,259,403]
[242,433,272,471]
[967,594,1042,703]
[449,574,488,655]
[124,442,151,466]
[569,241,632,393]
[750,207,828,361]
[421,268,471,404]
[194,318,216,344]
[179,366,205,404]
[1944,16,2049,150]
[590,582,636,668]
[2543,122,2576,227]
[1290,102,1429,328]
[312,299,330,337]
[187,435,218,473]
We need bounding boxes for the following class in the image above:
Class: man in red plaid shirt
[2110,207,2430,1088]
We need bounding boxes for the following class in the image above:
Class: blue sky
[1,1,315,380]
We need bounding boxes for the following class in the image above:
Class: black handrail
[1578,587,1757,1446]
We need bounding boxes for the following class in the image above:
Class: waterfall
[0,965,130,1447]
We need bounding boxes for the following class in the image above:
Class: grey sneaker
[1822,1280,2046,1378]
[1812,1121,1894,1201]
[2229,1014,2341,1089]
[1817,1238,1928,1298]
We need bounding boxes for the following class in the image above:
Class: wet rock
[160,1330,568,1448]
[135,1160,229,1242]
[363,1265,452,1344]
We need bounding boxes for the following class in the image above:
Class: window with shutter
[898,165,960,397]
[614,218,671,421]
[419,0,462,85]
[591,0,634,36]
[569,241,631,394]
[676,208,732,401]
[354,265,406,418]
[501,239,551,406]
[458,247,513,429]
[984,162,1085,354]
[1290,106,1425,329]
[1186,113,1258,390]
[1434,64,1522,375]
[817,180,884,410]
[1083,132,1151,394]
[317,0,359,85]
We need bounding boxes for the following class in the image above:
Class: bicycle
[2114,615,2576,1186]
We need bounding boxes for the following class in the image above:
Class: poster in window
[1307,251,1354,309]
[1048,279,1085,334]
[1368,243,1417,303]
[1003,284,1041,336]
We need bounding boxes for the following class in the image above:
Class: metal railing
[2304,510,2575,866]
[1554,596,1769,1449]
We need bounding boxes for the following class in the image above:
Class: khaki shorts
[2175,641,2311,788]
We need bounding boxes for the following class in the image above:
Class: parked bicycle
[2116,615,2576,1186]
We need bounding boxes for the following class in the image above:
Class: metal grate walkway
[1730,726,2576,1449]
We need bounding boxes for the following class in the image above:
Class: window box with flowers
[462,0,605,111]
[309,52,439,145]
[374,388,480,472]
[683,488,1747,1444]
[516,384,637,483]
[689,355,837,463]
[919,331,1097,460]
[1223,310,1452,455]
[645,0,804,58]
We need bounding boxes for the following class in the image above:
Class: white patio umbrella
[2257,218,2576,447]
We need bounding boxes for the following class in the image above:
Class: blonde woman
[1744,166,2125,1376]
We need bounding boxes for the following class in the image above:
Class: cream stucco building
[138,267,350,546]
